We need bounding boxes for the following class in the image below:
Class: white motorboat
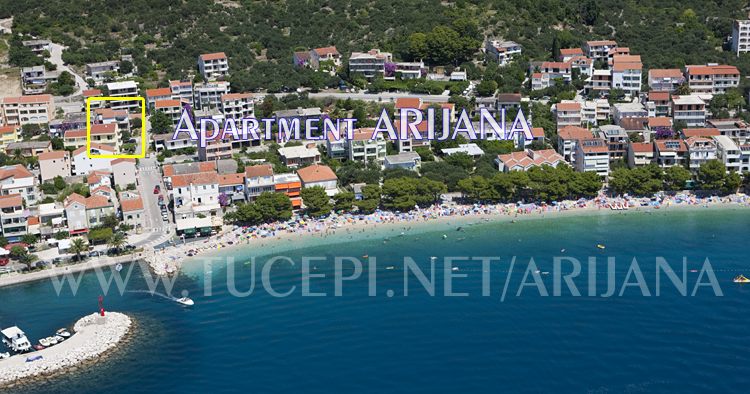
[56,328,71,338]
[1,326,32,353]
[0,352,9,359]
[39,338,51,347]
[46,336,58,346]
[54,335,65,343]
[175,297,194,306]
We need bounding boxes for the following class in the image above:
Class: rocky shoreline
[0,312,132,388]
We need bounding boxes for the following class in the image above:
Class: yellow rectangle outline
[86,96,146,159]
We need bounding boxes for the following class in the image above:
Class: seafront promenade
[0,312,132,388]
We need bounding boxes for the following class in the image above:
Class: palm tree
[69,238,87,262]
[107,232,126,254]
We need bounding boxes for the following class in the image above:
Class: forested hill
[2,0,750,90]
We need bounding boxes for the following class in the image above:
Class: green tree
[333,191,355,212]
[475,80,498,97]
[300,186,332,217]
[107,232,126,253]
[663,165,692,191]
[255,192,293,222]
[696,160,726,190]
[69,237,88,262]
[354,184,381,213]
[150,110,173,134]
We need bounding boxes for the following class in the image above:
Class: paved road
[137,155,170,232]
[48,42,87,97]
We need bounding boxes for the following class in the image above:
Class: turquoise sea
[2,208,750,393]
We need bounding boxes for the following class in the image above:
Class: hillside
[1,0,750,91]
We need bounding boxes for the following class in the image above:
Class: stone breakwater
[0,312,132,387]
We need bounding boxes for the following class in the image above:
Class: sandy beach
[152,193,750,275]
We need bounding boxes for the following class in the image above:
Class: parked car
[88,251,101,257]
[153,185,160,194]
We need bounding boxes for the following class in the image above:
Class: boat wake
[126,289,180,302]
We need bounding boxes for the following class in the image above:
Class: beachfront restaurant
[175,217,214,238]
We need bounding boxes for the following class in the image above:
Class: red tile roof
[560,48,583,56]
[200,52,227,61]
[244,164,274,178]
[649,69,683,79]
[682,128,720,137]
[630,142,654,153]
[155,99,182,109]
[313,46,340,56]
[82,89,102,97]
[0,164,34,180]
[297,164,337,183]
[648,91,670,101]
[85,195,112,209]
[556,102,581,112]
[394,97,422,109]
[121,197,144,212]
[0,194,23,209]
[687,65,739,76]
[171,172,219,188]
[90,123,116,135]
[558,125,591,140]
[65,129,87,139]
[146,87,172,98]
[218,173,245,186]
[647,117,672,128]
[38,150,67,161]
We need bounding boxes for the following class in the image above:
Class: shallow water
[1,208,750,393]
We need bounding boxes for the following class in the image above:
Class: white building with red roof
[0,165,39,204]
[198,52,229,81]
[38,150,71,182]
[685,64,740,94]
[648,69,685,92]
[121,194,145,229]
[71,144,115,176]
[495,149,567,172]
[310,46,341,69]
[0,94,54,127]
[296,164,338,196]
[627,142,655,168]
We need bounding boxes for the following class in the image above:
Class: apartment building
[89,123,120,151]
[85,61,120,81]
[152,133,196,152]
[654,139,688,168]
[310,46,342,69]
[583,40,617,63]
[244,164,276,201]
[731,20,750,56]
[194,81,231,109]
[575,139,610,178]
[585,69,612,96]
[485,40,522,66]
[105,81,141,112]
[297,164,338,196]
[685,64,740,94]
[611,55,642,97]
[21,39,50,55]
[169,80,194,102]
[706,119,750,144]
[685,137,718,172]
[540,62,572,84]
[555,102,582,129]
[38,150,71,182]
[597,125,629,162]
[220,93,254,120]
[627,142,655,168]
[21,66,57,95]
[0,94,54,127]
[394,61,425,79]
[713,135,743,173]
[71,144,115,176]
[146,87,173,111]
[348,129,387,163]
[0,194,28,240]
[0,165,39,204]
[559,48,584,62]
[121,196,144,230]
[198,138,233,161]
[154,99,183,124]
[648,69,684,92]
[217,173,246,204]
[278,145,321,168]
[198,52,229,81]
[273,173,303,208]
[349,49,392,78]
[671,95,706,127]
[170,171,221,218]
[568,56,594,79]
[384,152,421,171]
[647,91,671,117]
[0,126,19,151]
[495,149,566,172]
[557,125,593,164]
[5,141,51,157]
